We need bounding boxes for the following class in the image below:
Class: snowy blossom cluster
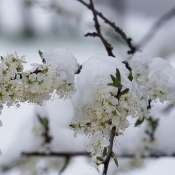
[70,55,148,165]
[0,48,78,114]
[0,52,26,112]
[130,53,175,103]
[43,48,78,98]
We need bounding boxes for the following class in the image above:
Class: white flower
[29,73,37,81]
[85,131,110,164]
[37,73,45,82]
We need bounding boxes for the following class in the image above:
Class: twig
[77,0,137,54]
[22,149,175,159]
[118,152,175,158]
[22,151,89,157]
[59,156,70,174]
[122,61,132,71]
[147,98,152,111]
[75,64,82,74]
[138,6,175,49]
[145,117,159,142]
[102,126,116,175]
[88,0,115,57]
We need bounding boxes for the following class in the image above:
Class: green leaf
[96,156,104,162]
[112,152,118,167]
[107,83,115,87]
[37,115,48,126]
[102,147,107,157]
[108,69,121,88]
[115,132,118,136]
[38,50,46,63]
[135,117,145,127]
[116,68,121,81]
[113,157,118,167]
[38,50,43,58]
[114,78,121,88]
[121,88,129,95]
[128,71,133,81]
[110,74,116,83]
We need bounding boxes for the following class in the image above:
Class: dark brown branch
[75,65,82,74]
[103,126,116,175]
[21,150,175,159]
[3,151,174,172]
[77,0,137,54]
[84,32,98,37]
[138,6,175,49]
[59,156,70,174]
[22,151,89,157]
[147,99,152,111]
[122,61,132,71]
[89,0,115,57]
[118,152,175,158]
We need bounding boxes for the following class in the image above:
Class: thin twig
[75,65,82,74]
[22,151,89,157]
[118,152,175,158]
[138,6,175,49]
[102,126,116,175]
[59,156,70,174]
[88,0,115,57]
[21,150,175,159]
[77,0,137,54]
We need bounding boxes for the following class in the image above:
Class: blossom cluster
[130,53,175,103]
[70,55,148,165]
[0,48,78,114]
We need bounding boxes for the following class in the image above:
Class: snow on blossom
[130,52,175,103]
[71,54,148,162]
[43,47,78,98]
[0,48,78,110]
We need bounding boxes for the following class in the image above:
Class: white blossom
[130,52,175,103]
[85,131,110,165]
[43,47,78,99]
[71,55,148,161]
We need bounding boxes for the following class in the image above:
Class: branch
[21,150,175,159]
[138,6,175,49]
[2,150,174,173]
[77,0,137,54]
[22,151,89,157]
[118,152,175,158]
[88,0,115,57]
[75,64,82,74]
[102,126,116,175]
